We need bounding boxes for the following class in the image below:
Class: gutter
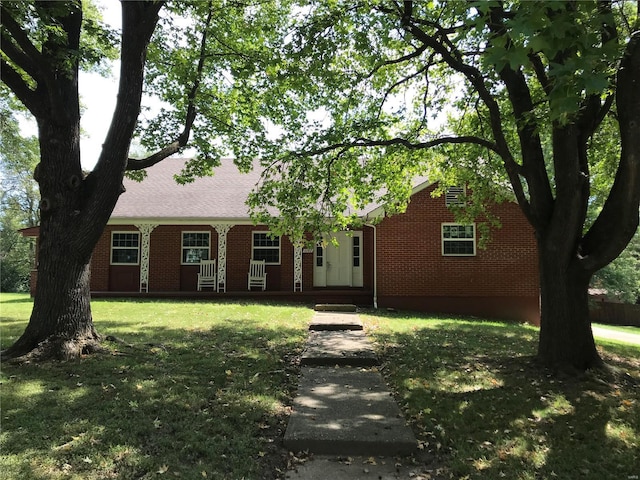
[364,223,378,309]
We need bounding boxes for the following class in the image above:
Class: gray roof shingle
[111,157,261,221]
[110,157,431,223]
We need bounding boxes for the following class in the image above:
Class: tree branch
[395,7,534,223]
[527,52,552,95]
[484,4,554,228]
[126,2,214,171]
[295,135,503,159]
[0,59,46,117]
[581,31,640,272]
[0,5,46,76]
[0,32,41,85]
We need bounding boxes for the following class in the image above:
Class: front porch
[90,288,374,308]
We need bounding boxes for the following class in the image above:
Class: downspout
[365,223,378,309]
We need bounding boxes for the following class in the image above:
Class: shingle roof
[111,157,261,221]
[110,157,431,223]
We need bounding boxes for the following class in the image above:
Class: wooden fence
[590,301,640,327]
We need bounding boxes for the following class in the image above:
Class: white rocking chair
[197,260,217,291]
[247,259,267,290]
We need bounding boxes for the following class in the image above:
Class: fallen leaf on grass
[157,464,169,474]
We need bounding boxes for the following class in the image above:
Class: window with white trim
[352,235,361,267]
[442,224,476,256]
[315,245,324,267]
[252,232,280,264]
[111,232,140,265]
[182,231,210,264]
[445,186,465,207]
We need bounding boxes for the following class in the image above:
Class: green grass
[594,323,640,336]
[1,293,312,480]
[363,311,640,480]
[3,294,639,480]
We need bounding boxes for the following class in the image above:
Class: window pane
[252,232,280,263]
[253,233,279,247]
[442,224,475,256]
[112,233,139,248]
[254,248,279,263]
[111,233,140,264]
[183,248,209,264]
[444,240,474,255]
[183,232,209,247]
[111,249,139,264]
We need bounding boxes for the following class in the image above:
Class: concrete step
[283,367,417,456]
[301,330,378,367]
[314,303,358,312]
[309,312,363,331]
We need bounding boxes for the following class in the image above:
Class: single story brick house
[25,157,540,324]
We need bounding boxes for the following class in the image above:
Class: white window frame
[252,231,281,265]
[110,231,140,265]
[442,223,476,256]
[181,231,211,265]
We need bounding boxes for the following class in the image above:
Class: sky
[78,1,122,169]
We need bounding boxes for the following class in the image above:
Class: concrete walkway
[283,308,436,479]
[592,325,640,345]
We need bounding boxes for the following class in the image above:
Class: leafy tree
[0,0,294,361]
[0,92,39,292]
[1,0,164,360]
[198,1,639,371]
[592,231,640,304]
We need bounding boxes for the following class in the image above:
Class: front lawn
[0,294,311,480]
[2,295,638,480]
[363,312,640,480]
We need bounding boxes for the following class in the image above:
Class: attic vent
[445,186,465,206]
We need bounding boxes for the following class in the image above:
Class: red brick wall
[375,184,539,322]
[92,224,305,293]
[89,184,539,323]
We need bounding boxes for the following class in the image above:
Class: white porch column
[136,224,157,293]
[293,245,302,292]
[213,224,232,292]
[293,243,303,292]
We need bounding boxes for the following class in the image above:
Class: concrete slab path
[309,311,363,331]
[284,454,437,480]
[283,366,416,455]
[284,309,417,468]
[301,330,378,366]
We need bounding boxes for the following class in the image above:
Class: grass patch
[3,294,639,479]
[363,311,640,480]
[594,323,640,336]
[1,294,312,480]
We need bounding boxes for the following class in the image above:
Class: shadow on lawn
[1,318,308,480]
[372,322,640,480]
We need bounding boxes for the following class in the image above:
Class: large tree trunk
[1,1,164,363]
[537,242,603,371]
[3,251,100,361]
[2,118,106,361]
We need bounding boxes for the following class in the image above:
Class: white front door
[313,231,363,287]
[326,232,352,286]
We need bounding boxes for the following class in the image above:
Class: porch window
[442,224,476,256]
[111,232,140,265]
[182,231,210,264]
[252,232,280,264]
